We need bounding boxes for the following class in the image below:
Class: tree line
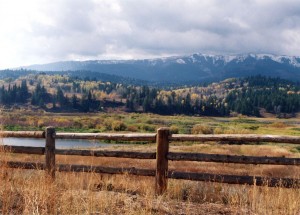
[0,75,299,117]
[226,76,300,117]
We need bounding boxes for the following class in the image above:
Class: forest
[0,74,299,117]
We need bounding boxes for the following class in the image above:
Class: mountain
[20,53,300,84]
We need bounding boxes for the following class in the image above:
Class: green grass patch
[290,146,300,153]
[232,118,259,124]
[3,125,40,131]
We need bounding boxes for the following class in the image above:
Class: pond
[1,138,113,149]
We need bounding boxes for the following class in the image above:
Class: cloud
[0,0,300,68]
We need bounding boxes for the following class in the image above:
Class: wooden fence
[1,127,300,195]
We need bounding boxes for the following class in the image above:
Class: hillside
[0,74,299,117]
[0,69,149,86]
[19,53,300,84]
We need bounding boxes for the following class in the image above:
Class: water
[2,138,113,149]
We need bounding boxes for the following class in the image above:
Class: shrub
[214,127,224,134]
[269,122,288,128]
[127,125,138,132]
[37,119,46,128]
[95,124,105,131]
[191,124,213,134]
[142,124,156,132]
[73,121,83,129]
[54,118,72,127]
[247,125,259,130]
[223,127,251,134]
[103,119,113,131]
[148,118,168,125]
[111,121,127,131]
[170,125,179,134]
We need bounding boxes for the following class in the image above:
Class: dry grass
[0,167,299,214]
[269,122,289,128]
[1,111,300,214]
[0,141,300,214]
[0,166,237,214]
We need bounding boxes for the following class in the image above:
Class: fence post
[155,127,170,195]
[45,126,56,180]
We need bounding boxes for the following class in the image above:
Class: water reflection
[2,138,112,149]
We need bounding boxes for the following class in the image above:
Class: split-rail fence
[1,127,300,195]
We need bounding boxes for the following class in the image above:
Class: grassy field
[0,111,300,214]
[1,110,300,136]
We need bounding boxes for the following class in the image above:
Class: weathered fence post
[45,126,56,180]
[155,127,170,195]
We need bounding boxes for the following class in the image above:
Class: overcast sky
[0,0,300,69]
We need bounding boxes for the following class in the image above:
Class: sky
[0,0,300,69]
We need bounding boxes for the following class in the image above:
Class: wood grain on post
[155,127,170,195]
[45,127,56,180]
[45,127,56,215]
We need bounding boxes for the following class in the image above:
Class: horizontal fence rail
[1,131,45,138]
[171,134,300,144]
[167,152,300,165]
[2,131,300,144]
[56,149,156,159]
[5,161,300,188]
[3,145,45,155]
[4,145,300,165]
[55,132,157,142]
[1,127,300,195]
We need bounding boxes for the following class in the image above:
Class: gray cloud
[1,0,300,68]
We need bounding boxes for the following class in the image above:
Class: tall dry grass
[0,166,299,214]
[0,143,299,214]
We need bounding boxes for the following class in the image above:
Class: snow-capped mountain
[21,53,300,83]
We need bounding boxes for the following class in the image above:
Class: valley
[1,110,300,214]
[1,65,299,214]
[1,0,300,213]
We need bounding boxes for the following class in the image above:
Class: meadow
[2,110,300,135]
[0,111,300,214]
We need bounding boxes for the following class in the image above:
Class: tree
[56,87,68,107]
[72,94,78,109]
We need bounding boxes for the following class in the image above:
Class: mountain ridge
[18,53,300,83]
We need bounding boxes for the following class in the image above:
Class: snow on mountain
[18,53,300,84]
[176,59,186,64]
[68,53,300,68]
[176,53,300,68]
